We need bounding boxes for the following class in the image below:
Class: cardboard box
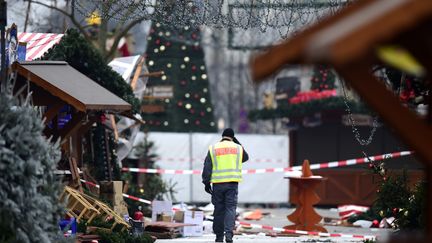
[183,211,204,237]
[173,211,185,223]
[151,200,173,222]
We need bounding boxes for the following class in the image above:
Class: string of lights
[74,0,347,38]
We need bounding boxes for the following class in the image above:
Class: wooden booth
[251,0,432,241]
[11,61,132,188]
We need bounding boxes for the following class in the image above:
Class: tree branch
[105,16,147,60]
[29,0,91,41]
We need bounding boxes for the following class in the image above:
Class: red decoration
[177,101,183,107]
[150,28,155,33]
[155,39,161,45]
[194,93,199,99]
[166,41,171,46]
[195,120,200,125]
[190,109,195,114]
[191,65,197,71]
[393,208,399,215]
[289,89,337,104]
[191,33,197,39]
[371,220,379,228]
[100,114,107,123]
[368,163,374,169]
[180,80,187,86]
[200,111,205,117]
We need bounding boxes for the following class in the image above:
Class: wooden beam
[308,0,432,66]
[250,0,376,82]
[334,59,432,165]
[76,115,98,137]
[60,112,86,144]
[130,55,145,90]
[43,102,66,124]
[110,115,119,141]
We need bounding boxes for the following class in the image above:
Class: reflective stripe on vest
[209,141,243,183]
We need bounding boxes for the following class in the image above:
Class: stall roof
[12,61,131,112]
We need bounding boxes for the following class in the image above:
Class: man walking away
[202,128,249,242]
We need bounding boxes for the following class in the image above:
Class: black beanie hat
[222,128,235,138]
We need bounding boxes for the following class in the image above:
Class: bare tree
[27,0,147,60]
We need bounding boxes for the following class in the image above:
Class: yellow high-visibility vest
[209,140,243,183]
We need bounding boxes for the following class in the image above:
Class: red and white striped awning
[18,32,64,61]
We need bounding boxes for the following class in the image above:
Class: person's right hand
[204,183,212,195]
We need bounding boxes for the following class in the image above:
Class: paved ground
[156,208,393,242]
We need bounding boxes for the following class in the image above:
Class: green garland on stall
[41,29,140,113]
[248,96,371,121]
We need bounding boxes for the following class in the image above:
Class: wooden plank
[308,1,432,65]
[69,157,83,192]
[334,59,432,165]
[130,55,145,90]
[43,102,65,124]
[60,112,86,144]
[110,114,119,141]
[250,0,376,82]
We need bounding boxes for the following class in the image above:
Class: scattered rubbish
[152,200,173,222]
[145,221,195,239]
[338,205,369,220]
[379,217,395,228]
[353,220,373,228]
[243,209,263,220]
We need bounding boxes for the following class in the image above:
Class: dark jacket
[202,138,249,185]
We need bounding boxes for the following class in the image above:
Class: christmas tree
[143,22,216,132]
[310,65,337,91]
[0,84,63,242]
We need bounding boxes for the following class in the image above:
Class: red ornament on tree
[190,109,195,114]
[191,33,197,39]
[180,80,187,86]
[371,220,379,228]
[393,208,399,215]
[177,101,183,107]
[155,39,161,45]
[191,65,197,71]
[166,41,171,47]
[195,120,200,125]
[200,111,205,117]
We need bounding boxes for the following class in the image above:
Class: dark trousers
[212,182,238,238]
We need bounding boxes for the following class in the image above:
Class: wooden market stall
[251,0,432,241]
[10,61,132,187]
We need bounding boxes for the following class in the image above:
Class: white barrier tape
[205,215,376,240]
[122,150,414,175]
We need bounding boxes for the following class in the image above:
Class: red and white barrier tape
[157,157,285,163]
[122,150,413,175]
[122,193,152,204]
[205,215,376,240]
[80,179,152,204]
[79,179,375,240]
[80,179,100,188]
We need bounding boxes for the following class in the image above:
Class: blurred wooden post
[285,160,327,232]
